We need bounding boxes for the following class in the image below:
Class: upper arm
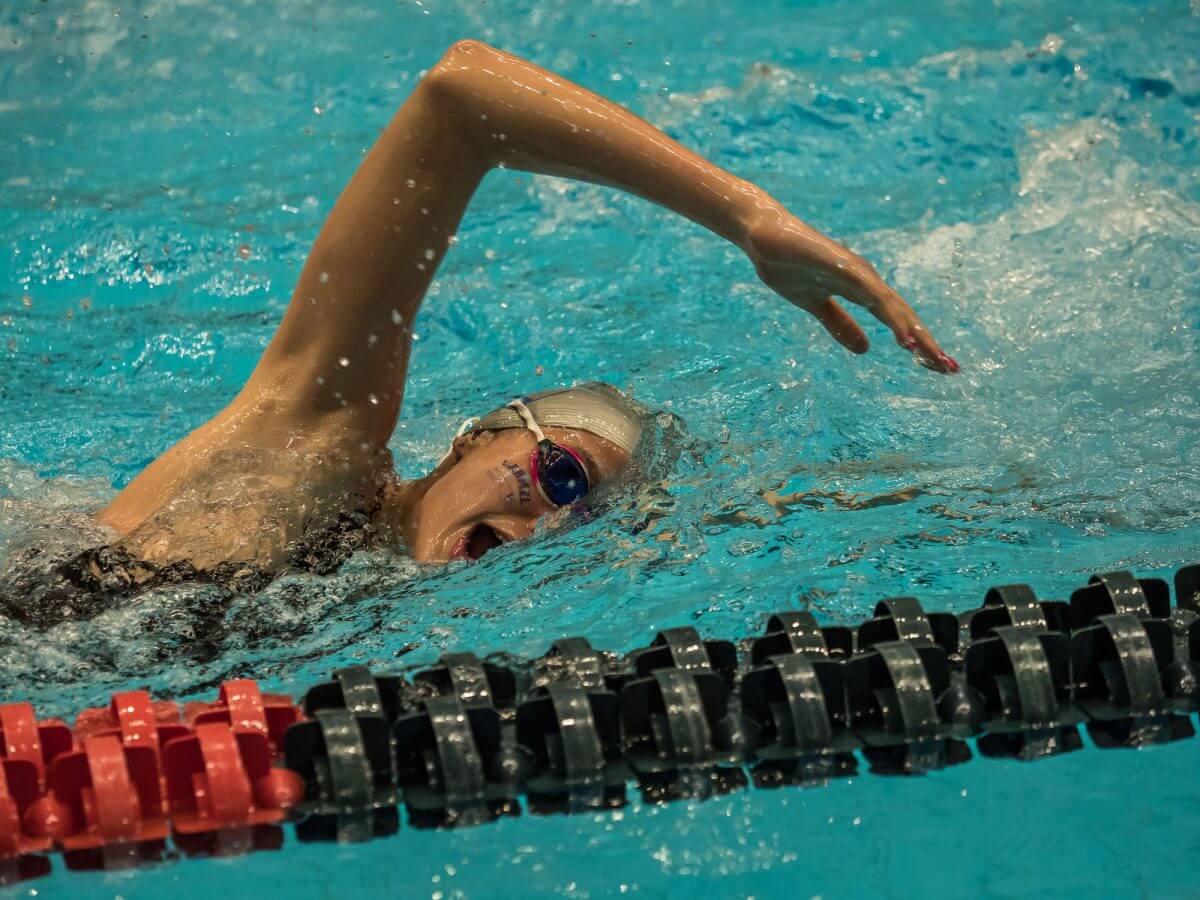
[237,48,488,446]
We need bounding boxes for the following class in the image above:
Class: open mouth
[463,523,504,560]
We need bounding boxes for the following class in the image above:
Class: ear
[449,429,495,462]
[431,429,499,479]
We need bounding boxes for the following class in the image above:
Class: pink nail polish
[940,354,959,373]
[902,336,918,350]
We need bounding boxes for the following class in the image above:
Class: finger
[805,296,869,354]
[841,271,958,374]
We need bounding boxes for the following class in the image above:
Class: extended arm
[245,40,956,448]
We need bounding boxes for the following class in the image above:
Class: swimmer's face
[398,426,630,563]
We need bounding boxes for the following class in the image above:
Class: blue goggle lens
[539,445,589,505]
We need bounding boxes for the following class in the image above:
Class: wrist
[735,189,785,258]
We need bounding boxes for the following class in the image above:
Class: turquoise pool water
[2,0,1199,896]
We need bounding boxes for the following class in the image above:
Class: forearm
[248,75,480,435]
[422,42,952,373]
[428,40,774,247]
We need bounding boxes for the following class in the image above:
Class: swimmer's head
[391,382,646,563]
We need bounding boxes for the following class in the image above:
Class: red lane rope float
[0,680,305,873]
[74,691,189,763]
[0,704,73,787]
[0,682,306,887]
[184,679,303,759]
[163,722,303,833]
[26,734,168,851]
[0,758,50,857]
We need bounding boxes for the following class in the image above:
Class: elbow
[441,38,494,60]
[424,39,493,96]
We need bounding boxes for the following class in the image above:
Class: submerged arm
[249,40,955,447]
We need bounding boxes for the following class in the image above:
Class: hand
[742,202,957,374]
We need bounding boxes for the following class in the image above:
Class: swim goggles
[504,397,591,506]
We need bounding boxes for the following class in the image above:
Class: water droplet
[484,249,497,260]
[424,248,435,260]
[312,104,324,116]
[406,178,416,188]
[446,235,458,246]
[339,357,350,367]
[368,393,379,405]
[416,262,426,271]
[391,309,402,325]
[318,271,330,284]
[367,333,378,346]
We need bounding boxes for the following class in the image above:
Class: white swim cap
[468,382,644,454]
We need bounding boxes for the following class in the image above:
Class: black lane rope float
[2,564,1199,884]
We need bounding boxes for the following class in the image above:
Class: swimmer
[96,40,956,573]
